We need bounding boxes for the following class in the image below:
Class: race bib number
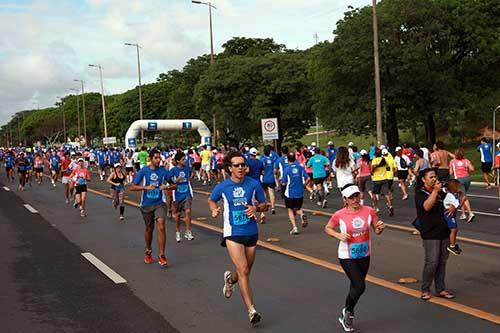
[77,178,87,186]
[349,242,369,259]
[231,210,250,226]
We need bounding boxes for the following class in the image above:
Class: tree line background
[2,0,500,150]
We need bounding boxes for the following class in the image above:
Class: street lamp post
[125,42,144,145]
[70,88,81,137]
[88,64,108,138]
[56,96,66,143]
[192,0,217,146]
[74,79,87,144]
[372,0,383,146]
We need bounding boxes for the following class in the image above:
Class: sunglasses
[231,163,247,168]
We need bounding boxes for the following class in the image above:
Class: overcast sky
[0,0,371,125]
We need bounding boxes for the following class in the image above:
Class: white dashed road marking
[81,252,127,284]
[24,204,39,213]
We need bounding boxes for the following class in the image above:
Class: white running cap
[360,149,367,155]
[348,142,354,146]
[249,147,258,155]
[328,141,334,145]
[311,142,317,146]
[379,144,386,150]
[381,148,389,155]
[341,185,360,198]
[395,146,402,152]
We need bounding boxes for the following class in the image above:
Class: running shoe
[459,213,467,220]
[65,198,69,204]
[301,214,308,228]
[467,213,475,223]
[144,250,154,264]
[80,210,86,217]
[248,309,262,326]
[175,232,181,243]
[317,201,322,207]
[447,244,462,255]
[309,191,315,201]
[338,307,354,332]
[158,255,169,266]
[375,207,380,213]
[184,230,194,241]
[73,202,79,209]
[259,215,266,224]
[223,271,234,298]
[402,194,408,200]
[389,206,394,217]
[271,208,276,215]
[322,200,327,208]
[290,226,299,235]
[119,215,125,221]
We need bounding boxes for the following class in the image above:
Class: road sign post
[261,118,279,141]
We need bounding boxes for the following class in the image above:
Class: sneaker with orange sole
[158,255,169,266]
[144,250,154,264]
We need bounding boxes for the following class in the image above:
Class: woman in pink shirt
[70,158,91,217]
[324,184,384,332]
[449,148,474,193]
[449,148,475,220]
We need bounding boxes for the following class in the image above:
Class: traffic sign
[261,118,279,141]
[103,137,117,145]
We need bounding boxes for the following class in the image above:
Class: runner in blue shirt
[260,145,277,219]
[208,151,267,326]
[25,152,34,187]
[5,151,15,182]
[282,152,310,234]
[130,149,171,267]
[96,148,107,181]
[477,138,493,188]
[306,148,330,208]
[169,151,195,243]
[48,150,61,187]
[246,147,263,182]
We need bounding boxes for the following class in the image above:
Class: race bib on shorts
[349,242,369,259]
[232,210,250,226]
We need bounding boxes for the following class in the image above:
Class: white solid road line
[3,186,10,191]
[81,252,127,284]
[24,204,39,213]
[474,211,500,218]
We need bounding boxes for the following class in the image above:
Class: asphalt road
[1,172,499,332]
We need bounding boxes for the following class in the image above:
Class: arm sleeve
[210,184,223,202]
[327,213,340,227]
[132,168,144,185]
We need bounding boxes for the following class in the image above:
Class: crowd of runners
[0,138,499,331]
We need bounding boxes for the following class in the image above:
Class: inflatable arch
[125,119,212,149]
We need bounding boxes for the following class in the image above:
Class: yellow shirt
[200,150,211,164]
[384,154,397,180]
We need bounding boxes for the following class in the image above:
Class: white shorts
[201,163,210,172]
[62,176,71,184]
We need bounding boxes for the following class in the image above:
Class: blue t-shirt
[25,155,34,170]
[260,155,276,184]
[169,165,193,202]
[282,161,309,199]
[97,151,106,165]
[109,151,121,164]
[133,166,170,207]
[352,152,361,163]
[306,154,329,179]
[246,157,263,181]
[326,147,337,164]
[49,155,60,169]
[5,156,15,168]
[210,155,218,170]
[277,155,289,179]
[210,177,266,237]
[369,146,376,160]
[477,143,492,163]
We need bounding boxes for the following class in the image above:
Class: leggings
[339,256,370,314]
[111,189,125,215]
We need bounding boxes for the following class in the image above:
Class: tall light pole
[372,0,383,146]
[88,64,108,138]
[70,88,81,137]
[56,96,66,143]
[125,42,144,145]
[192,0,217,146]
[74,79,87,143]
